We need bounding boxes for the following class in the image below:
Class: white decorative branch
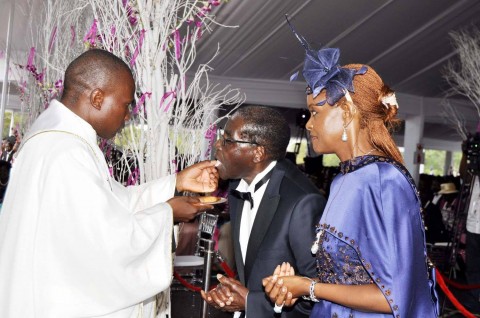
[443,27,480,123]
[441,99,468,140]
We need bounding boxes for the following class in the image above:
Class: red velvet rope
[173,271,203,292]
[174,260,236,293]
[176,263,479,316]
[440,274,480,290]
[220,260,236,278]
[435,268,476,318]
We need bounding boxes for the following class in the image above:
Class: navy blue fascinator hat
[286,15,367,106]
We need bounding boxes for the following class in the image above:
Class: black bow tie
[230,190,254,208]
[230,169,273,209]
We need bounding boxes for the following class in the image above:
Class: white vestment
[0,100,175,317]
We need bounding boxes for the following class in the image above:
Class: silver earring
[341,126,348,142]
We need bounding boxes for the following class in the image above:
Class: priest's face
[93,70,135,139]
[214,116,258,181]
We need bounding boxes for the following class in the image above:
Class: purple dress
[311,156,438,317]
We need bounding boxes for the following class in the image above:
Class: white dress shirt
[234,160,276,318]
[467,176,480,234]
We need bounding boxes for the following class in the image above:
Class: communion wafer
[199,196,220,203]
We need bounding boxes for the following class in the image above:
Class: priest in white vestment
[0,49,218,317]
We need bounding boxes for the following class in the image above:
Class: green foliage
[286,141,463,177]
[2,111,27,138]
[424,149,446,175]
[452,151,462,175]
[323,154,340,167]
[114,125,205,157]
[287,139,341,166]
[287,139,309,164]
[115,128,463,177]
[114,125,143,149]
[423,149,462,176]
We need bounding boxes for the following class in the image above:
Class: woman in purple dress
[262,19,439,318]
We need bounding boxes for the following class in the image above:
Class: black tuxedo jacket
[0,151,13,163]
[229,159,326,317]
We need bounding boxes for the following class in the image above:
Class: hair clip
[381,93,399,109]
[344,90,353,103]
[306,86,313,95]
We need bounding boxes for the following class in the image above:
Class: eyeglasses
[220,136,260,147]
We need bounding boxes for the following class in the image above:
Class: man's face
[93,70,135,140]
[214,116,257,181]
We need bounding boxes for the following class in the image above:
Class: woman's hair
[343,64,404,164]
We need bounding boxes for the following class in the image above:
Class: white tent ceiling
[2,0,480,149]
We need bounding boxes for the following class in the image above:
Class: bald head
[60,49,135,139]
[61,49,133,106]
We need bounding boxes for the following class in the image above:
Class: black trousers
[466,231,480,300]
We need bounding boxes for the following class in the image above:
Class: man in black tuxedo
[201,106,326,317]
[0,136,16,163]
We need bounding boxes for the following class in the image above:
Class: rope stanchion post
[435,268,477,318]
[173,252,236,293]
[201,238,215,318]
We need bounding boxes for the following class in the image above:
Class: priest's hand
[176,160,219,193]
[201,274,248,312]
[167,196,213,222]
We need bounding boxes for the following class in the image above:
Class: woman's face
[305,91,344,155]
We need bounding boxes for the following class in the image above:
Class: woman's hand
[263,264,393,314]
[262,262,305,307]
[176,160,219,193]
[264,276,311,307]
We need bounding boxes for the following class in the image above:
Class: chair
[174,212,219,318]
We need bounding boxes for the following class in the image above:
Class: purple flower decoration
[286,15,367,106]
[303,48,340,98]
